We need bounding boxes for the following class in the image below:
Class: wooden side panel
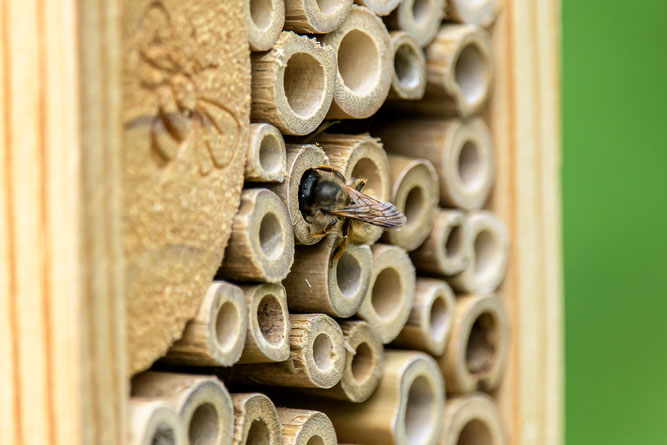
[0,0,126,444]
[489,0,563,444]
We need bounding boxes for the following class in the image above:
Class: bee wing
[326,185,407,228]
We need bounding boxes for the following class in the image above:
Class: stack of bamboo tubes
[128,0,509,444]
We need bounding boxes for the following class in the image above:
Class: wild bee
[299,165,406,258]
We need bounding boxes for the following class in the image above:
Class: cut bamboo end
[269,144,330,245]
[251,32,336,135]
[357,244,416,343]
[442,393,507,445]
[382,155,438,251]
[277,409,338,445]
[310,320,384,402]
[244,0,286,51]
[238,283,291,364]
[322,5,393,119]
[219,188,295,283]
[449,211,509,293]
[385,0,444,47]
[231,393,282,445]
[163,282,248,367]
[410,209,469,276]
[131,372,234,445]
[128,399,186,445]
[306,351,444,445]
[388,31,427,100]
[439,294,509,394]
[391,278,455,356]
[228,314,345,389]
[284,0,353,33]
[283,235,372,317]
[421,24,493,117]
[447,0,501,28]
[246,123,287,183]
[375,118,495,209]
[355,0,400,16]
[314,133,391,244]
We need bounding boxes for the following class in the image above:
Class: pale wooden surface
[487,0,563,443]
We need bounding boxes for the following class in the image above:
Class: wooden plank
[488,0,563,444]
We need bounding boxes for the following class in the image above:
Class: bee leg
[315,165,347,182]
[332,219,350,260]
[350,178,366,191]
[309,218,339,238]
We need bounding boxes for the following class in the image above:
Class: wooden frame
[1,0,561,443]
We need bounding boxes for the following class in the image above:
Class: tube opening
[351,342,374,384]
[338,30,380,95]
[394,44,420,89]
[351,157,382,200]
[284,53,325,118]
[466,312,498,376]
[445,223,463,258]
[313,333,335,371]
[457,419,493,445]
[247,419,271,445]
[404,375,436,445]
[249,0,272,30]
[259,134,282,174]
[336,251,362,298]
[473,229,501,280]
[152,422,177,445]
[457,140,484,192]
[188,403,219,445]
[307,437,324,445]
[316,0,340,15]
[404,187,425,229]
[259,212,284,259]
[215,302,240,352]
[454,44,487,105]
[257,294,285,346]
[429,296,449,342]
[411,0,430,27]
[371,268,402,320]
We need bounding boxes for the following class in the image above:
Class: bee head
[315,180,345,208]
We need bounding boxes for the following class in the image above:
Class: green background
[562,0,667,443]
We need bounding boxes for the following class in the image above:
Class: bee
[299,165,406,258]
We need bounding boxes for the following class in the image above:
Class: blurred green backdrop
[562,0,667,444]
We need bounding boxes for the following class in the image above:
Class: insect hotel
[0,0,561,444]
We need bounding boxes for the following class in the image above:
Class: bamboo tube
[314,133,391,244]
[163,281,249,367]
[388,31,427,100]
[244,0,286,51]
[283,235,372,318]
[375,118,495,210]
[414,24,494,117]
[439,293,509,394]
[409,209,469,276]
[295,351,444,445]
[251,32,336,135]
[322,6,393,119]
[357,244,415,343]
[268,144,330,245]
[227,314,345,389]
[381,155,438,251]
[238,283,291,364]
[447,0,501,28]
[308,320,384,402]
[277,409,338,445]
[449,211,509,293]
[442,393,507,445]
[355,0,400,16]
[218,189,295,283]
[385,0,444,47]
[131,372,234,445]
[284,0,353,33]
[245,123,287,183]
[128,399,186,445]
[231,393,282,445]
[391,278,455,356]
